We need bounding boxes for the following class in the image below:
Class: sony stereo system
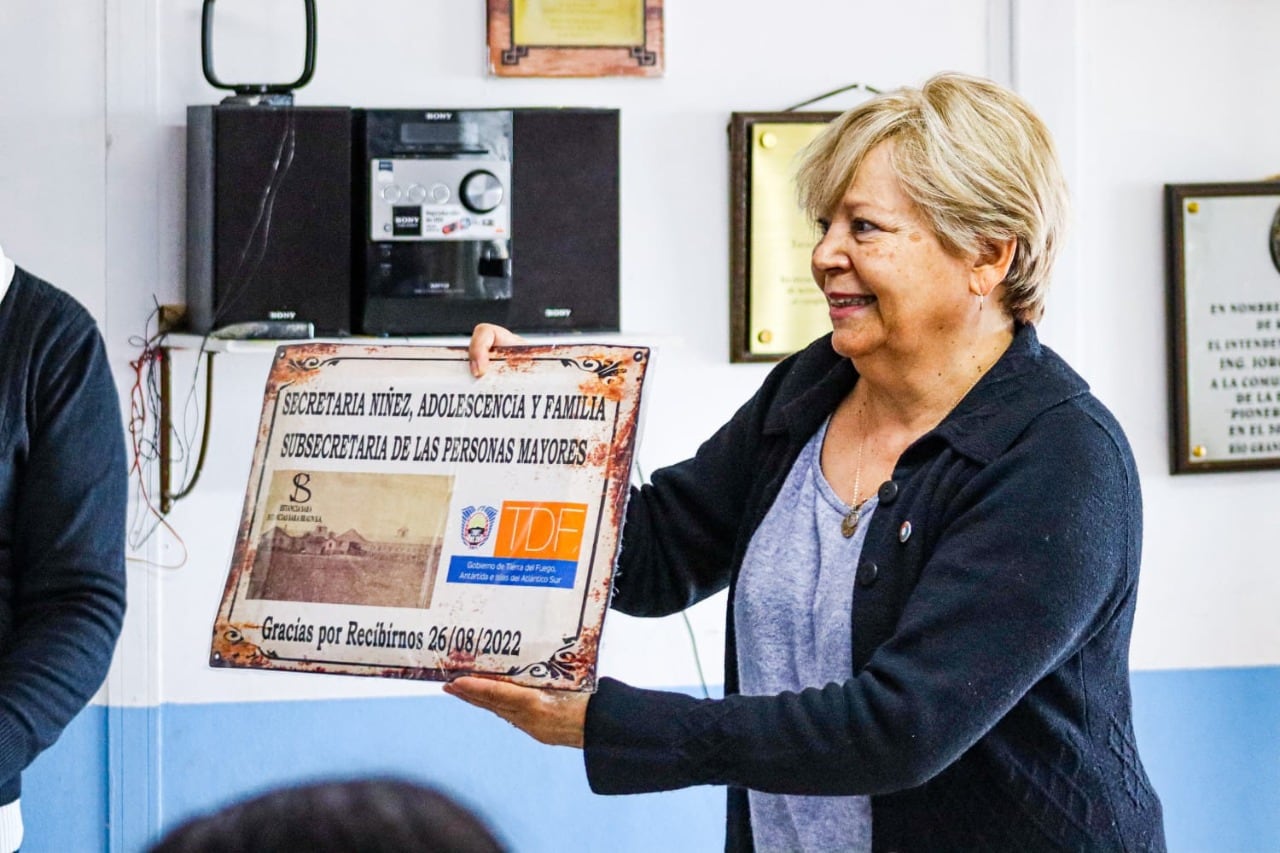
[186,105,620,338]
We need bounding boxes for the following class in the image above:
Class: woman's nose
[811,228,847,273]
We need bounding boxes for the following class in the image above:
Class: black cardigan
[0,269,127,806]
[584,325,1165,851]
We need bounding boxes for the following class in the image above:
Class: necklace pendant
[841,509,860,538]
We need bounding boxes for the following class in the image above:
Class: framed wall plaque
[486,0,663,78]
[729,112,837,363]
[1166,181,1280,473]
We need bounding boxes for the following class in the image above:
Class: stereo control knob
[460,170,504,214]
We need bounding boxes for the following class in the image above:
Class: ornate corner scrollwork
[281,353,345,373]
[560,357,625,384]
[506,635,582,681]
[221,626,278,665]
[285,355,325,372]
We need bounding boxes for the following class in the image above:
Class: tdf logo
[495,501,588,562]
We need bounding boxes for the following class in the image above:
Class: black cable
[214,106,297,324]
[172,331,214,500]
[783,81,883,112]
[169,351,215,503]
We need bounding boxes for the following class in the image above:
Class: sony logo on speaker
[269,310,297,320]
[423,111,453,121]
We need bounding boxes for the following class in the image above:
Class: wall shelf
[163,332,471,354]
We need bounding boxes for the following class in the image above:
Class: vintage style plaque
[729,112,837,363]
[1167,182,1280,473]
[486,0,663,78]
[211,343,649,690]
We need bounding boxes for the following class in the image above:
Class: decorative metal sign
[211,343,649,690]
[1166,182,1280,473]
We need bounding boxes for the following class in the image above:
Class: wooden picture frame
[1166,181,1280,473]
[729,111,837,363]
[486,0,663,78]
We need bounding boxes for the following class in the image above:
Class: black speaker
[187,104,353,335]
[355,108,619,336]
[509,109,619,331]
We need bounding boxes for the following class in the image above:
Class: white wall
[121,0,1004,708]
[1076,0,1280,670]
[0,3,106,318]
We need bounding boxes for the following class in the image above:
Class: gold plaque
[730,112,838,362]
[513,0,644,46]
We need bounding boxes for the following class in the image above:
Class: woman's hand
[468,323,527,378]
[443,676,588,748]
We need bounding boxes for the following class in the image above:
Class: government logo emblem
[460,505,499,549]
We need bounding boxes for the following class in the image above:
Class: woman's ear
[971,237,1017,297]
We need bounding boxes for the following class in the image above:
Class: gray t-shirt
[734,417,874,853]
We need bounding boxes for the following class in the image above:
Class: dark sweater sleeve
[0,298,127,782]
[584,403,1137,796]
[608,385,768,618]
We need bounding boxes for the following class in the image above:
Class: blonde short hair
[795,72,1068,323]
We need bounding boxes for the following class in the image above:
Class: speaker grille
[509,109,620,332]
[208,106,353,334]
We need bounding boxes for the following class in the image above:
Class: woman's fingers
[444,675,524,713]
[444,676,588,748]
[467,323,526,377]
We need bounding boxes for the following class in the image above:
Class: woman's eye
[815,219,831,235]
[852,218,878,234]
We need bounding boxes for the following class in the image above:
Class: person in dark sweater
[450,73,1165,851]
[0,246,128,851]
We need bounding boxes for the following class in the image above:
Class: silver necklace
[840,368,986,538]
[840,429,867,538]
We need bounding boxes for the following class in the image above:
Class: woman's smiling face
[811,140,981,363]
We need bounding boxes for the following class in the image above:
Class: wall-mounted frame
[1166,181,1280,473]
[486,0,663,78]
[729,112,836,363]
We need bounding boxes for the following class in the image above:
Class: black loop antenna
[201,0,316,97]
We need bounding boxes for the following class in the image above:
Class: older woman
[449,73,1166,851]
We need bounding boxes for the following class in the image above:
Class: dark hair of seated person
[148,777,507,853]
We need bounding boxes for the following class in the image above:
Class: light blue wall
[1129,667,1280,852]
[22,667,1280,852]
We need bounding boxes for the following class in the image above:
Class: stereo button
[406,184,427,204]
[380,185,403,203]
[428,183,451,204]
